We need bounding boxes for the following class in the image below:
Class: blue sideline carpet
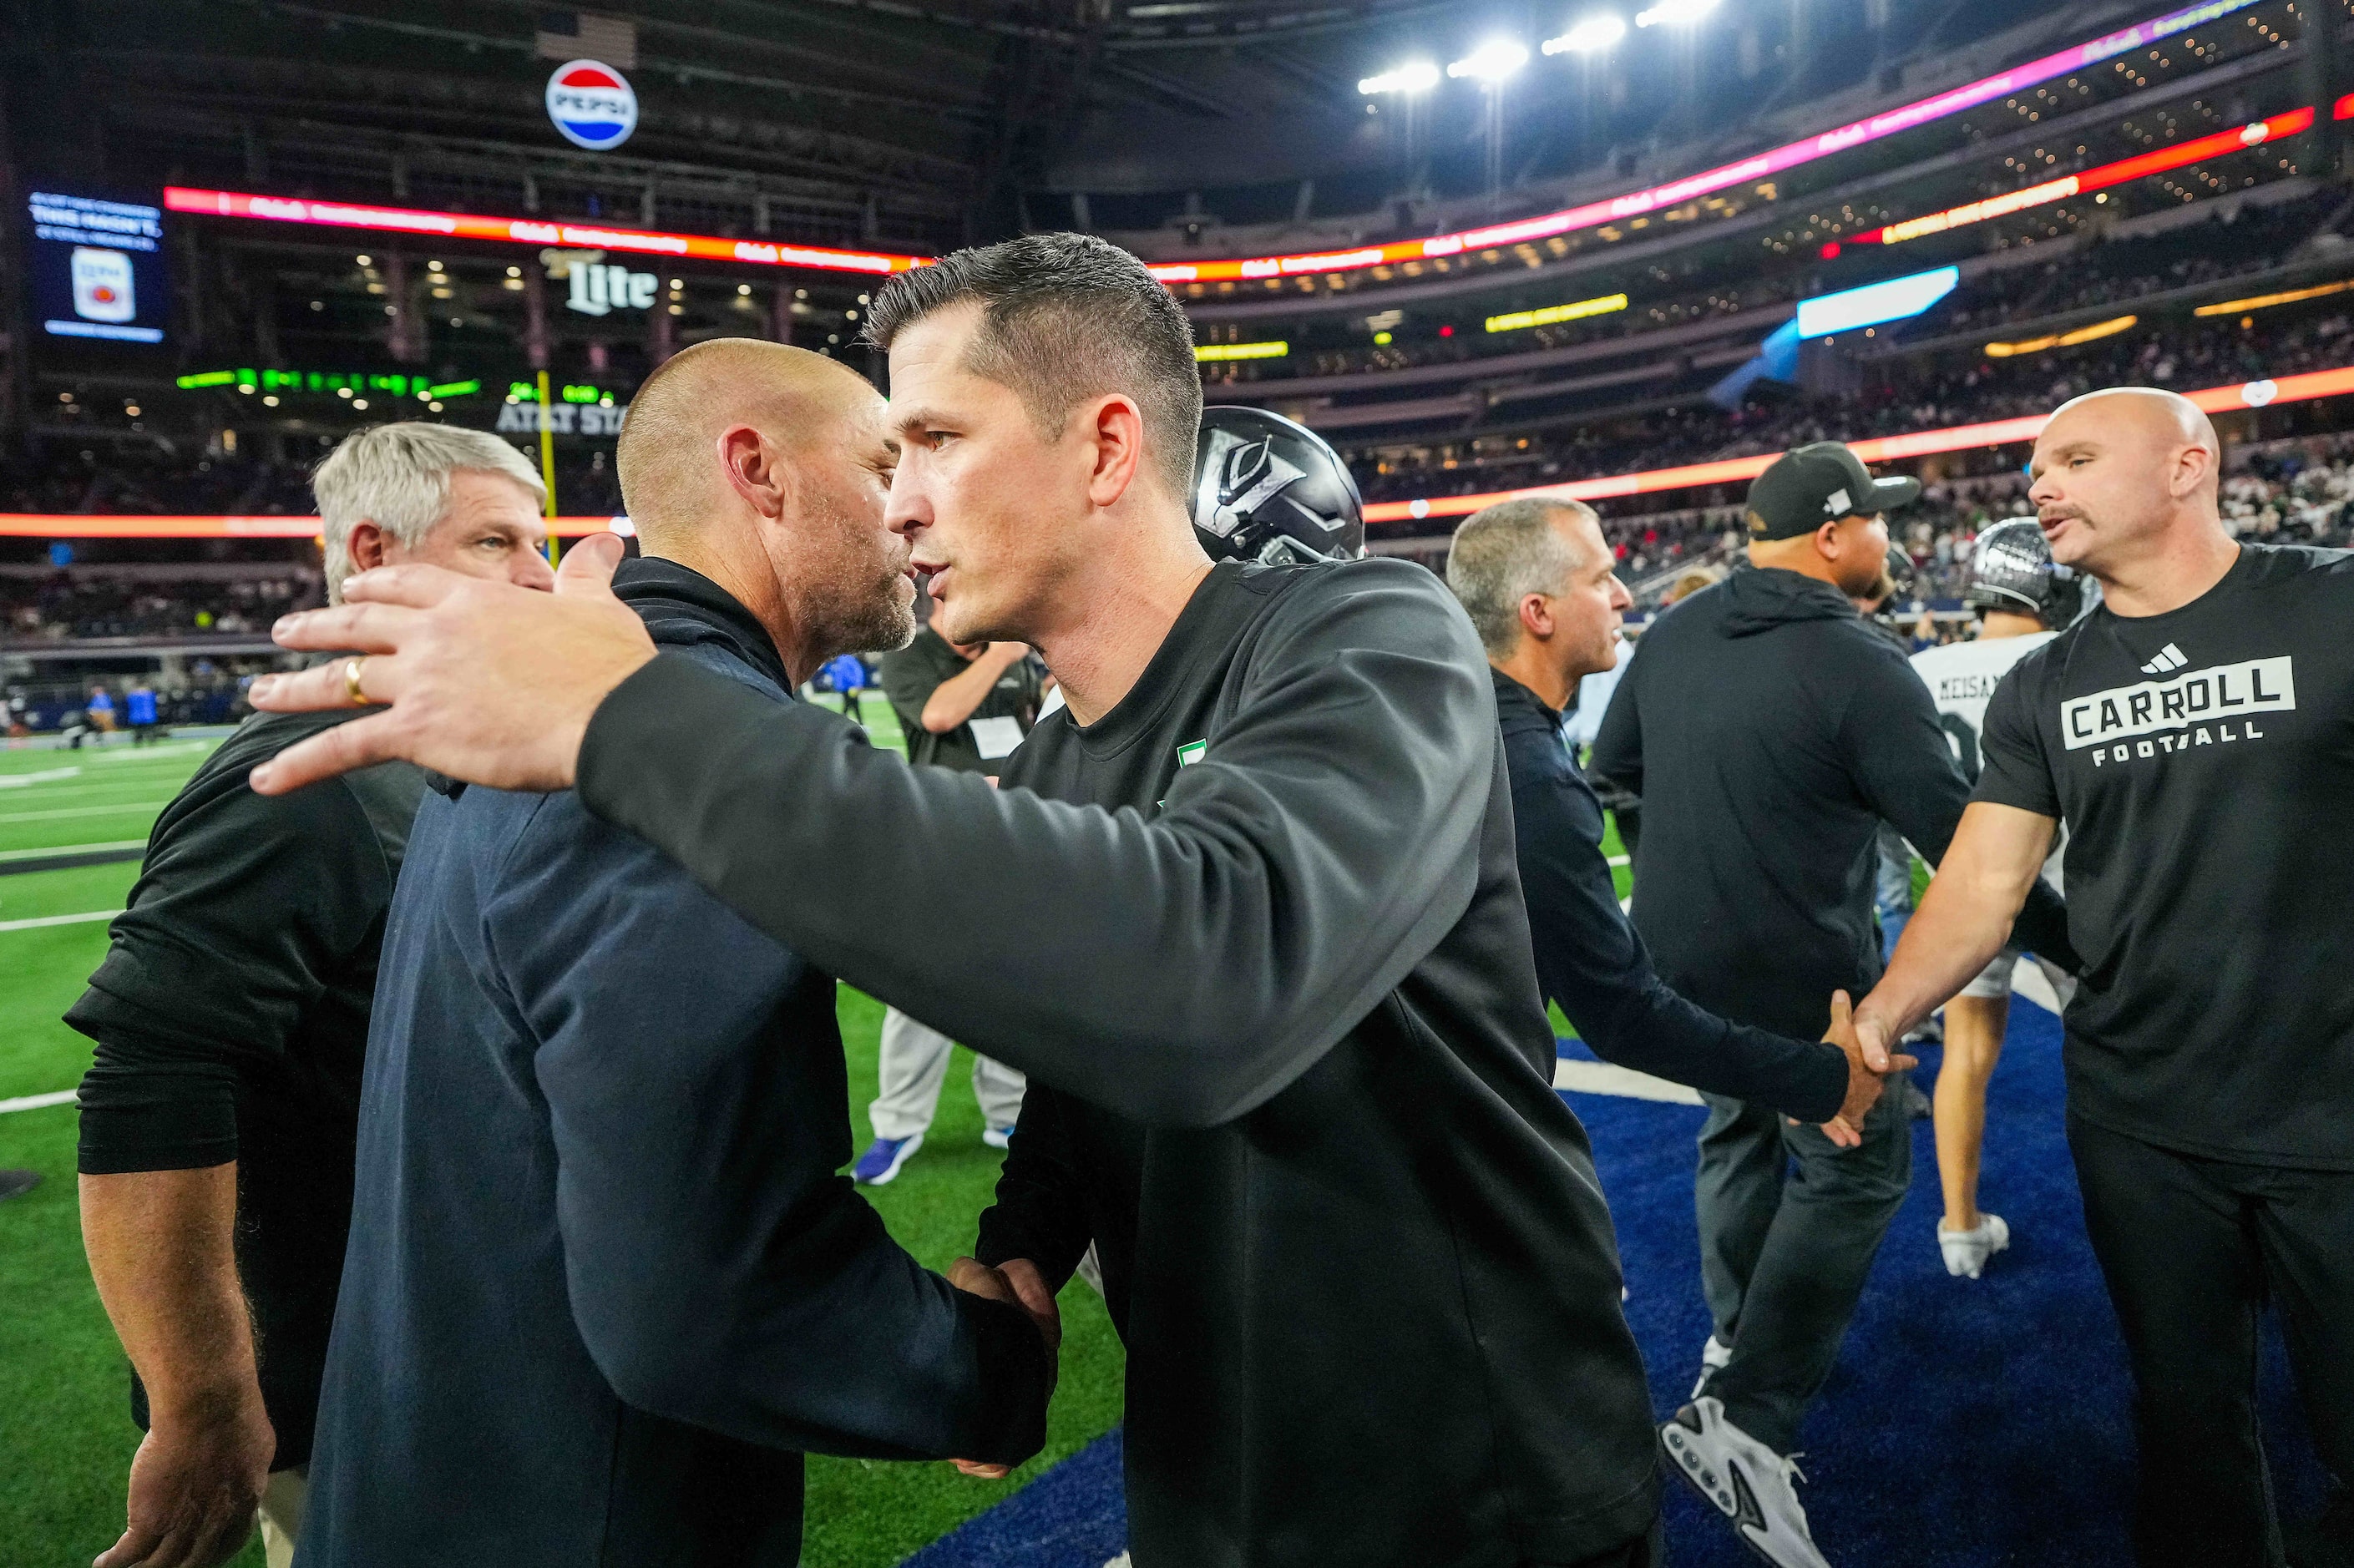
[899,999,2324,1566]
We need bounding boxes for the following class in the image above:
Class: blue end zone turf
[899,1002,2323,1565]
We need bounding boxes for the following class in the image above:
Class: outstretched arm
[1853,800,2058,1069]
[254,549,1501,1130]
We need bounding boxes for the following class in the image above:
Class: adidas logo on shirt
[2140,643,2188,675]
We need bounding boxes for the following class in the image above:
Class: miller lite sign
[545,60,638,150]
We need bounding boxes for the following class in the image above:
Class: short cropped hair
[864,232,1202,499]
[313,423,544,602]
[1445,497,1597,656]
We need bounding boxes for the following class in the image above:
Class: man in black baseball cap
[1744,441,1922,547]
[1593,440,2074,1568]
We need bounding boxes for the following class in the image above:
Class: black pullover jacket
[1492,667,1849,1121]
[1589,568,2073,1041]
[573,558,1662,1568]
[296,559,1049,1568]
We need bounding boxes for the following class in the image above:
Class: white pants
[259,1467,306,1568]
[869,1008,1025,1141]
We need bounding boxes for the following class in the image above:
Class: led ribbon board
[1795,266,1959,338]
[1145,0,2267,284]
[1486,294,1628,332]
[1857,108,2319,245]
[1350,362,2354,525]
[1195,341,1289,362]
[160,188,925,278]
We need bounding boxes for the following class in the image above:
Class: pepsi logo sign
[546,60,638,150]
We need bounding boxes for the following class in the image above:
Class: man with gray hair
[70,423,551,1568]
[1446,495,1890,1138]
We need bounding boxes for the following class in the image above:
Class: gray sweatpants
[868,1007,1026,1142]
[1693,1074,1911,1454]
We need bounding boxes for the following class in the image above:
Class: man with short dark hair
[1592,442,2073,1568]
[252,232,1663,1568]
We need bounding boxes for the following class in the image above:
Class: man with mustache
[290,340,1054,1568]
[1852,388,2354,1568]
[249,233,1663,1568]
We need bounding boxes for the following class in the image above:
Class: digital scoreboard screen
[27,190,169,345]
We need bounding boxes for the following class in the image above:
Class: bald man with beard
[1854,389,2354,1568]
[291,341,1054,1568]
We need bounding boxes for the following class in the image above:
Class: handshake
[1811,989,1920,1151]
[946,1256,1062,1480]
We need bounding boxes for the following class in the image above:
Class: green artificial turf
[0,717,1123,1568]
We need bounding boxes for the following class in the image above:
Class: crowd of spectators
[1356,307,2354,505]
[1,444,317,517]
[3,574,322,642]
[1207,187,2346,391]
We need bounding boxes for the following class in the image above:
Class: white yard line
[90,742,214,763]
[0,802,172,823]
[1553,1057,1705,1105]
[0,767,81,788]
[1607,854,1628,867]
[0,839,147,862]
[0,1090,77,1115]
[0,908,121,933]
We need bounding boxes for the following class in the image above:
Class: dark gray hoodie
[1591,567,2073,1040]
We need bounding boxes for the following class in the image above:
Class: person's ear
[1517,592,1555,642]
[717,424,792,521]
[1815,518,1845,562]
[348,520,388,572]
[1081,394,1147,509]
[2173,440,2215,501]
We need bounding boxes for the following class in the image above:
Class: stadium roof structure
[3,0,2169,266]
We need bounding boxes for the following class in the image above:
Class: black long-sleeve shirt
[295,561,1049,1568]
[571,557,1662,1568]
[1493,668,1849,1122]
[1591,567,2073,1041]
[69,708,424,1470]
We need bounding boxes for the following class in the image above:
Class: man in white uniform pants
[1906,518,2077,1277]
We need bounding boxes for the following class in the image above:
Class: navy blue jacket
[1494,666,1849,1122]
[296,559,1048,1568]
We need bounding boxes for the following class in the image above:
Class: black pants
[2068,1117,2354,1568]
[1693,1076,1911,1454]
[1530,1511,1666,1568]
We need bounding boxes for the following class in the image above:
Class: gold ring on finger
[344,656,370,707]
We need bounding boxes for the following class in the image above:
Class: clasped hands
[1807,989,1919,1151]
[946,1256,1061,1480]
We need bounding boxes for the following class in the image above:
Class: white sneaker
[1660,1398,1831,1568]
[1939,1214,2010,1279]
[1693,1333,1734,1399]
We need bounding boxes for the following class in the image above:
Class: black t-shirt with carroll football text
[1973,544,2354,1169]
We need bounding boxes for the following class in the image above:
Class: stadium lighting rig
[1358,61,1441,95]
[1635,0,1717,25]
[1145,0,2273,285]
[1448,41,1531,82]
[1544,15,1630,55]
